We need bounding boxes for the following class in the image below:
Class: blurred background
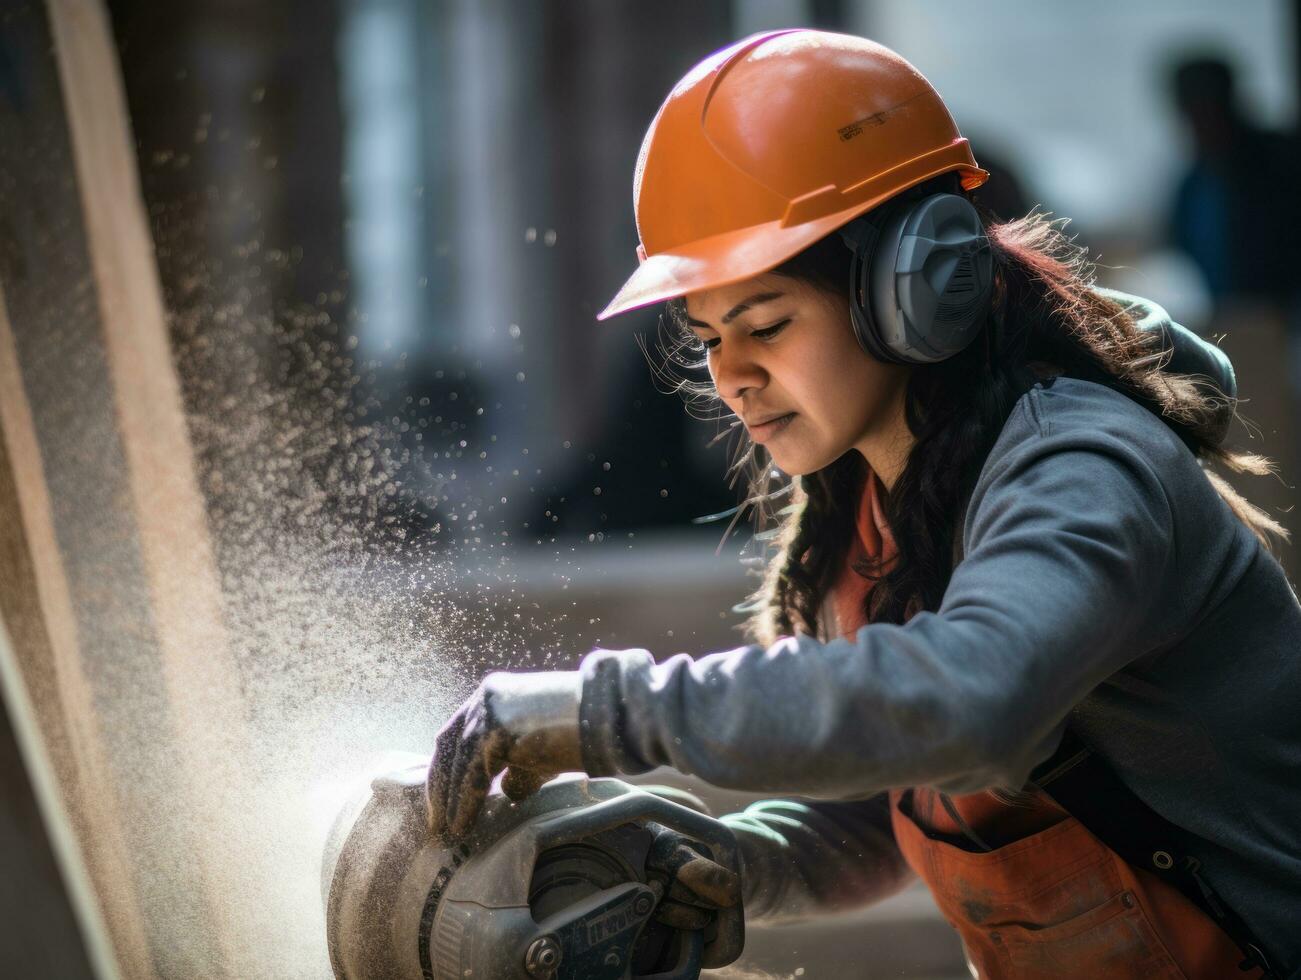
[107,0,1301,572]
[3,1,1299,978]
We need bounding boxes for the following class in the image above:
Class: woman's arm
[721,793,914,924]
[579,417,1178,799]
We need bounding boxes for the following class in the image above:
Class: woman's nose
[711,341,767,400]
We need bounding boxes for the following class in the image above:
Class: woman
[425,30,1301,978]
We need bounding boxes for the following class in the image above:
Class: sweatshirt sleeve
[578,401,1177,799]
[719,794,915,924]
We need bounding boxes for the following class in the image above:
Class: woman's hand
[645,823,743,930]
[426,670,584,840]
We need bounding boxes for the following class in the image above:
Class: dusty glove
[426,670,584,841]
[644,823,742,932]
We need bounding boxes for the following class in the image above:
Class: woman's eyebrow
[685,291,785,329]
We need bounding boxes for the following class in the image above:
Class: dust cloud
[147,225,561,977]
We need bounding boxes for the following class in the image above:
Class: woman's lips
[746,412,796,443]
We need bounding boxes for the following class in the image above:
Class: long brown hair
[660,175,1285,646]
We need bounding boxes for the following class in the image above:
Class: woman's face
[684,274,913,477]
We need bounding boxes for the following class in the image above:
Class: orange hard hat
[598,29,988,320]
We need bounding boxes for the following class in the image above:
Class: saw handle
[636,928,703,980]
[529,788,745,971]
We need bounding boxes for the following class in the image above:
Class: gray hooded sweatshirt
[578,376,1301,977]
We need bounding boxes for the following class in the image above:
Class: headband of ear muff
[839,192,994,364]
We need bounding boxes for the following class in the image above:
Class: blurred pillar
[512,2,737,530]
[107,0,353,555]
[385,2,737,529]
[536,1,733,445]
[108,0,347,318]
[339,0,426,358]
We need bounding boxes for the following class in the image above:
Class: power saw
[322,763,745,980]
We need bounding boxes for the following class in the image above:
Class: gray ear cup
[840,216,896,363]
[841,193,994,364]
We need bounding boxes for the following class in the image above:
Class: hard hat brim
[598,164,989,321]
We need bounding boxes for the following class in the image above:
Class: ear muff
[839,193,994,364]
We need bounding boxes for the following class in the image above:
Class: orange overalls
[833,470,1257,979]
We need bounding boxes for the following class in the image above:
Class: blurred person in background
[427,31,1301,979]
[1167,52,1301,464]
[1167,54,1301,307]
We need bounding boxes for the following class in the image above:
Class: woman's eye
[694,319,788,351]
[752,318,791,340]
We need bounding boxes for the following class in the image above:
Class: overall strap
[1032,727,1278,978]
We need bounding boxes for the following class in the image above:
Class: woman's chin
[768,447,835,478]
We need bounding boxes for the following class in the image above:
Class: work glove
[644,823,742,932]
[426,670,584,841]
